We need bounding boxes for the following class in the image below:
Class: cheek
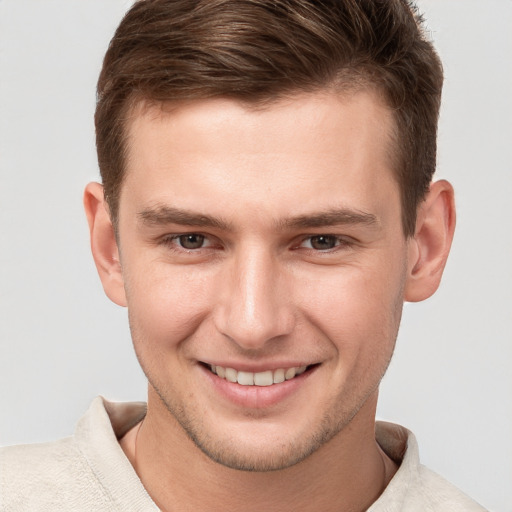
[123,259,217,349]
[296,258,406,352]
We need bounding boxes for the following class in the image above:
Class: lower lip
[200,365,316,409]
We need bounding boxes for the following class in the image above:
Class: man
[0,0,487,510]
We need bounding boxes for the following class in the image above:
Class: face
[116,91,410,471]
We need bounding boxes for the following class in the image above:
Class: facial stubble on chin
[128,277,405,473]
[147,366,397,472]
[135,356,398,473]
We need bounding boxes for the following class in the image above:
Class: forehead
[125,88,395,157]
[120,90,399,226]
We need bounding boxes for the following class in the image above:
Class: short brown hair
[95,0,443,236]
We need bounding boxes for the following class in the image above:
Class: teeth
[225,367,237,383]
[285,367,296,380]
[209,365,309,386]
[254,370,273,386]
[273,368,285,384]
[237,371,254,386]
[297,366,307,375]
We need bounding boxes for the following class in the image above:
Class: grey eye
[178,234,205,249]
[309,235,338,250]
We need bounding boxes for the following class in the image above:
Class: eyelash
[160,233,215,252]
[296,234,353,252]
[159,233,354,254]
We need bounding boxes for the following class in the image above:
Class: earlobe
[83,182,127,307]
[404,180,456,302]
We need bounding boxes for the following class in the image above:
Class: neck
[121,389,397,512]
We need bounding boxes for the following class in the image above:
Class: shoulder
[406,464,488,511]
[372,421,488,511]
[1,436,84,488]
[0,438,115,511]
[0,395,149,511]
[0,397,152,511]
[0,437,109,511]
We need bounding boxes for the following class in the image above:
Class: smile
[209,365,308,386]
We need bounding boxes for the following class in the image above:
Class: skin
[85,90,455,512]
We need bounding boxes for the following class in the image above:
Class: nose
[213,245,296,350]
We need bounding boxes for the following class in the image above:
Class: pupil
[311,235,336,250]
[179,234,204,249]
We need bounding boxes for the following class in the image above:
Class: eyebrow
[280,209,379,230]
[138,205,232,230]
[138,205,379,231]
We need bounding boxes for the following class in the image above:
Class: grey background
[0,1,510,511]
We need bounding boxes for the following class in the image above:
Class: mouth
[206,364,314,387]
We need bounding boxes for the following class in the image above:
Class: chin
[187,431,319,472]
[156,388,352,473]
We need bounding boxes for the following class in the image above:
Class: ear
[83,182,127,307]
[404,180,456,302]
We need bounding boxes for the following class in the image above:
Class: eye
[180,234,203,249]
[175,233,208,250]
[161,233,213,251]
[302,235,342,251]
